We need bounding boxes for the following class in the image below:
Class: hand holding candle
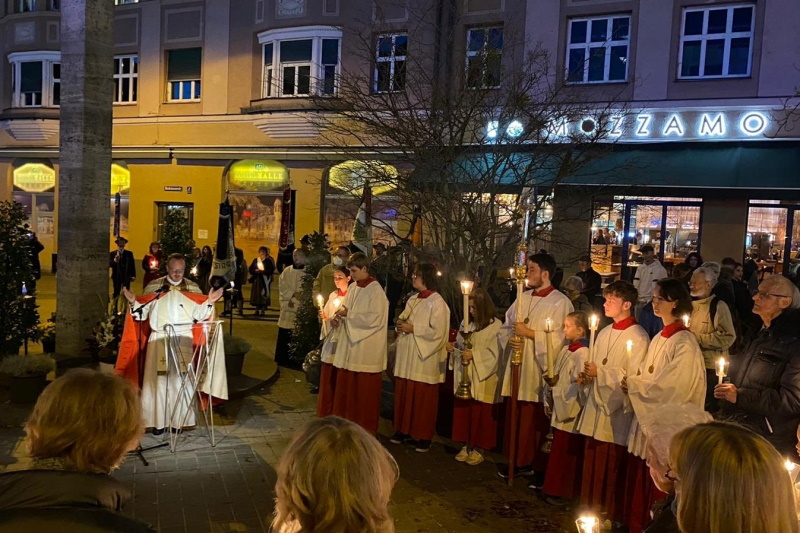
[315,294,325,310]
[190,265,198,276]
[682,314,691,328]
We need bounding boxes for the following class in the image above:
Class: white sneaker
[465,450,485,466]
[455,446,469,462]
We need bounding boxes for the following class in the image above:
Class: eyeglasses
[168,269,185,274]
[664,468,680,483]
[755,291,790,299]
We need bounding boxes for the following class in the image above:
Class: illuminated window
[567,15,630,83]
[17,0,35,12]
[466,26,503,89]
[9,52,61,108]
[678,4,755,79]
[374,33,407,93]
[259,26,342,98]
[167,48,201,102]
[114,55,138,104]
[115,0,138,4]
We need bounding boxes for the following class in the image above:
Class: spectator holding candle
[715,275,800,457]
[141,242,162,289]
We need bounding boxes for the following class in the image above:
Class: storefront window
[109,162,131,243]
[12,161,57,271]
[746,201,800,277]
[323,161,399,248]
[225,159,289,262]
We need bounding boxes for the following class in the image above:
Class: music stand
[163,320,224,452]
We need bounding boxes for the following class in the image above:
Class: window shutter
[168,48,202,81]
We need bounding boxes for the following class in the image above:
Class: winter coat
[720,309,800,456]
[0,469,155,533]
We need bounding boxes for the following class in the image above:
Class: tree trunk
[56,0,114,355]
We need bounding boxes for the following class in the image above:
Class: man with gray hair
[715,275,800,456]
[688,265,736,412]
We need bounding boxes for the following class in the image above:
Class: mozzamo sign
[487,108,778,143]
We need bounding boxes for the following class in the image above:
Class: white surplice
[319,290,346,364]
[576,322,650,446]
[394,292,450,384]
[626,328,706,458]
[334,280,389,373]
[547,343,590,432]
[278,266,305,329]
[451,319,503,403]
[131,282,227,430]
[498,289,574,403]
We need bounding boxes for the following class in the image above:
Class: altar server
[541,312,590,503]
[498,253,574,484]
[330,252,389,434]
[316,265,351,418]
[624,278,705,533]
[577,281,649,521]
[390,263,450,452]
[450,288,503,466]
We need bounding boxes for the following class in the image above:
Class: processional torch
[507,241,528,485]
[455,280,475,401]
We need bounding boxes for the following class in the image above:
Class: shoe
[455,446,470,462]
[526,471,546,490]
[544,496,570,507]
[465,450,484,465]
[497,464,534,479]
[414,440,432,453]
[151,428,165,436]
[389,432,409,445]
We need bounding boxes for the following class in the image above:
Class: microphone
[154,286,170,294]
[179,303,199,324]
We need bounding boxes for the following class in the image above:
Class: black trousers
[275,327,294,367]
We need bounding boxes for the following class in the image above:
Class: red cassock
[503,400,550,471]
[331,368,382,434]
[580,437,628,521]
[394,377,439,440]
[542,429,585,499]
[623,455,666,533]
[452,398,501,451]
[317,362,338,418]
[115,291,224,409]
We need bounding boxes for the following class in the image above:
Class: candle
[333,298,341,310]
[545,318,554,378]
[626,340,633,357]
[190,265,198,276]
[21,282,27,296]
[786,460,796,474]
[575,515,600,533]
[150,259,158,270]
[460,281,474,331]
[436,270,442,277]
[316,294,325,310]
[508,267,514,279]
[589,314,599,362]
[257,259,264,271]
[230,281,235,289]
[682,314,690,328]
[716,357,728,385]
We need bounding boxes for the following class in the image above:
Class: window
[114,55,138,104]
[374,33,407,93]
[115,0,138,4]
[48,0,59,10]
[167,48,201,102]
[678,4,755,79]
[466,27,503,89]
[566,15,630,83]
[9,52,61,108]
[259,26,342,98]
[17,0,35,12]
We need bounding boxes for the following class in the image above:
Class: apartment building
[0,0,797,276]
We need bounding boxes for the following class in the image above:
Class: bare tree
[313,1,631,291]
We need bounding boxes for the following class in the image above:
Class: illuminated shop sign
[227,159,289,192]
[486,108,777,143]
[13,163,56,192]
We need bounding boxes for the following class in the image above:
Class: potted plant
[0,354,55,403]
[223,335,251,377]
[87,309,125,374]
[39,314,56,353]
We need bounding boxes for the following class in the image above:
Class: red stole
[532,285,556,298]
[660,321,688,338]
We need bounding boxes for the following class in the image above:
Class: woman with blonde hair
[670,421,798,533]
[0,369,152,532]
[273,416,399,533]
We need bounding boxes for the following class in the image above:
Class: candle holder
[455,331,473,401]
[575,515,600,533]
[511,243,528,367]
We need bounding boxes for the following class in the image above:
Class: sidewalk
[1,275,573,533]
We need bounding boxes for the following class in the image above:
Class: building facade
[0,0,797,276]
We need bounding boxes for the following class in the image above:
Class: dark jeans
[705,368,721,413]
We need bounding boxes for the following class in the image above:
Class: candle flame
[576,515,599,533]
[717,357,727,376]
[626,339,633,352]
[590,314,599,329]
[230,281,235,288]
[682,314,690,327]
[786,460,796,473]
[333,298,341,309]
[190,266,198,275]
[460,280,474,295]
[316,294,324,308]
[21,282,27,296]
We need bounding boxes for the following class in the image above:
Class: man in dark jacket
[109,237,136,298]
[715,275,800,456]
[576,255,602,302]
